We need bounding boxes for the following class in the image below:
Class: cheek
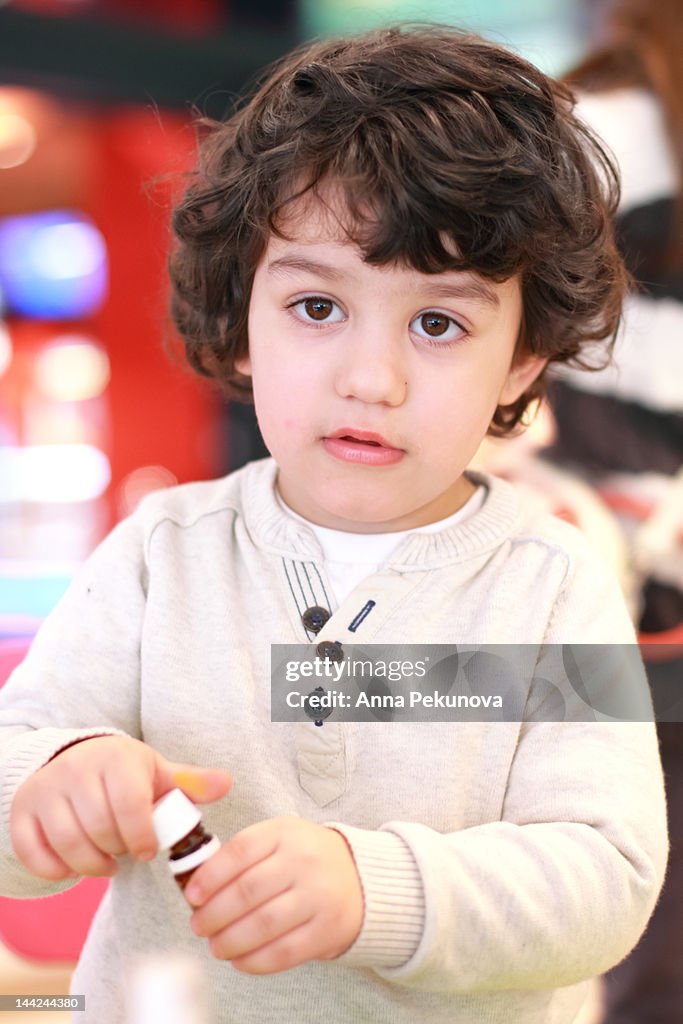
[250,372,307,443]
[428,370,501,425]
[422,377,502,459]
[252,345,321,411]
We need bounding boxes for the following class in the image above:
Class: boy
[0,26,667,1024]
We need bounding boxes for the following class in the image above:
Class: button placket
[295,718,348,806]
[296,630,348,803]
[294,572,428,805]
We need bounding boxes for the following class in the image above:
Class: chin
[320,495,407,529]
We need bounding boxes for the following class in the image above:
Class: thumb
[153,757,233,805]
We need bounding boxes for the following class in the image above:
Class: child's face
[238,192,543,533]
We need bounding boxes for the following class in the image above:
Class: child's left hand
[184,817,364,974]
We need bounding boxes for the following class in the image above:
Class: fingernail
[172,770,209,802]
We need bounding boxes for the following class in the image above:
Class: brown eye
[410,310,464,345]
[304,297,334,321]
[420,312,450,336]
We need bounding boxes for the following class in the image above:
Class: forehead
[262,186,521,310]
[272,183,371,249]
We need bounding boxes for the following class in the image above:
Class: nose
[333,328,407,407]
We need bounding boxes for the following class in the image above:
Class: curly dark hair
[169,24,629,435]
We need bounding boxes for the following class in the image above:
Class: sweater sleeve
[330,539,668,993]
[0,511,150,897]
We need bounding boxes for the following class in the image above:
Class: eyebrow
[268,256,346,282]
[267,255,500,309]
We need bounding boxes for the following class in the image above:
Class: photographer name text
[286,690,503,710]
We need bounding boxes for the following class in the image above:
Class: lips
[322,428,406,466]
[327,428,399,450]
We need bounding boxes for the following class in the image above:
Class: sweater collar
[240,457,521,569]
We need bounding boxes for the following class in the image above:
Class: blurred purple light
[0,210,108,319]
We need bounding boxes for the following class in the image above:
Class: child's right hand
[9,736,232,881]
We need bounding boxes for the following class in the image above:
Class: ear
[234,353,252,376]
[498,351,547,406]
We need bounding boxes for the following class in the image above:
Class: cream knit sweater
[0,459,667,1023]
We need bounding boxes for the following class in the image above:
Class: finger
[207,890,310,963]
[11,813,78,881]
[229,917,319,975]
[191,856,291,937]
[185,821,280,906]
[69,776,127,856]
[39,797,118,877]
[104,767,157,861]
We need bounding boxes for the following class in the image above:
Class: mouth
[321,429,406,466]
[326,429,401,450]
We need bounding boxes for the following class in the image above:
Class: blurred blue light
[0,210,108,320]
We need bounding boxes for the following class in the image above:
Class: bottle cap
[152,788,202,849]
[168,835,221,875]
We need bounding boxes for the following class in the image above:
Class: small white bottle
[152,789,221,890]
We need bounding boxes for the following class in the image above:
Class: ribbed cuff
[326,823,425,968]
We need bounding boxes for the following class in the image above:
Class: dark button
[304,686,333,725]
[302,605,331,634]
[316,639,344,662]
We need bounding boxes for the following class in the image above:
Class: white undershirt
[276,483,486,604]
